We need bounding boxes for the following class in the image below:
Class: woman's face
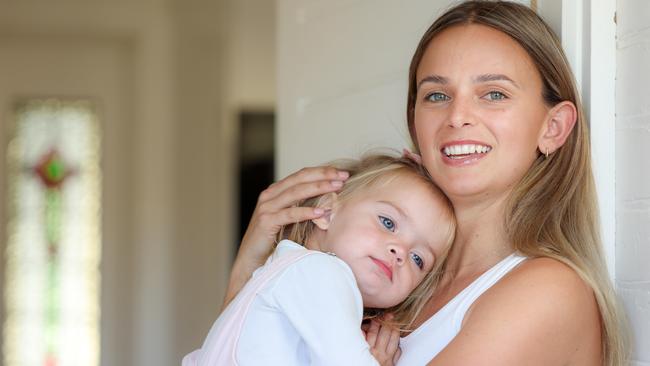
[414,24,550,203]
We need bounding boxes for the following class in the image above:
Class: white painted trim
[545,0,617,279]
[560,0,617,279]
[586,1,617,280]
[562,0,584,92]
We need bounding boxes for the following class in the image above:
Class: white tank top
[397,253,527,365]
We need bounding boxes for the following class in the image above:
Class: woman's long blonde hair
[405,1,629,364]
[278,152,456,330]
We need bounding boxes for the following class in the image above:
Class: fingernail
[338,171,349,179]
[331,180,343,188]
[314,208,324,215]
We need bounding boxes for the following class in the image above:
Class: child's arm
[271,253,398,365]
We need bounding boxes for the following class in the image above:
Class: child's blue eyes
[378,215,425,270]
[410,253,424,270]
[379,216,395,232]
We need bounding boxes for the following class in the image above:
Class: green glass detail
[45,260,60,356]
[45,190,62,246]
[45,158,65,183]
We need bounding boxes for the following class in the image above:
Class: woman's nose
[447,96,476,128]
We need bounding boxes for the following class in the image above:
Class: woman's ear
[311,192,338,230]
[538,101,577,155]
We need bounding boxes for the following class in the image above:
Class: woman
[225,1,629,365]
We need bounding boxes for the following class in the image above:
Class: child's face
[319,174,453,308]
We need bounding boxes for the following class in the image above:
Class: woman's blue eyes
[410,253,424,270]
[426,92,449,102]
[485,91,506,100]
[379,216,395,231]
[425,91,507,102]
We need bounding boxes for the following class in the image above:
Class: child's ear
[311,192,338,230]
[538,101,577,156]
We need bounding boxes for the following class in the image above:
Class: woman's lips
[440,140,492,166]
[371,258,393,281]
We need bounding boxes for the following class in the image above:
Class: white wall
[276,0,449,177]
[616,1,650,364]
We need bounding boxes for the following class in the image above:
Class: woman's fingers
[258,180,343,214]
[259,166,348,203]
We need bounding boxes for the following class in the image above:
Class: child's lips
[371,257,393,281]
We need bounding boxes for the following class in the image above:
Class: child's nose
[389,245,406,265]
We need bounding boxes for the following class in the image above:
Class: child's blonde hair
[278,151,456,330]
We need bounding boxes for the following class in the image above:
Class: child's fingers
[386,328,400,356]
[365,319,380,347]
[361,321,371,335]
[392,345,402,365]
[373,320,396,352]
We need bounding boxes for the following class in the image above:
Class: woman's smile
[441,140,492,166]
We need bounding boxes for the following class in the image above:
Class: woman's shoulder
[473,256,599,324]
[449,256,602,365]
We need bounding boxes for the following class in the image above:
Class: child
[183,153,455,365]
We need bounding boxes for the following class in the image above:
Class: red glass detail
[44,354,57,366]
[33,149,75,189]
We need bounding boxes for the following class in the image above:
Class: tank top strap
[397,252,527,366]
[451,253,528,327]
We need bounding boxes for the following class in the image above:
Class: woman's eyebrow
[417,74,449,90]
[418,74,519,90]
[473,73,520,88]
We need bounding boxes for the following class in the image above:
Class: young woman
[225,1,630,365]
[186,154,455,365]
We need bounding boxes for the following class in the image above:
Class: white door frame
[538,0,617,278]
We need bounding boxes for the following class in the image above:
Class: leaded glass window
[3,99,102,366]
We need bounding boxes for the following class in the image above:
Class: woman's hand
[223,166,349,307]
[364,318,402,366]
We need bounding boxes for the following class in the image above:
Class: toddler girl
[183,153,455,365]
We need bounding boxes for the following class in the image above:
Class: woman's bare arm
[371,258,601,365]
[222,166,349,307]
[428,258,601,365]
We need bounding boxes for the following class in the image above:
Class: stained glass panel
[3,99,101,366]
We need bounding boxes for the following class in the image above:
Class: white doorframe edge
[562,0,617,280]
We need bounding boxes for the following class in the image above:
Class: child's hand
[365,318,401,366]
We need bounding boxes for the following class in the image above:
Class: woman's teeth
[443,144,492,158]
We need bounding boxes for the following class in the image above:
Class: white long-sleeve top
[183,240,379,366]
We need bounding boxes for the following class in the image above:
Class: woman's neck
[445,193,514,279]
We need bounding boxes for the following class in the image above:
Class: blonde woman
[186,154,455,365]
[226,1,630,365]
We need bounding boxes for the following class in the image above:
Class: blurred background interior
[0,0,648,365]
